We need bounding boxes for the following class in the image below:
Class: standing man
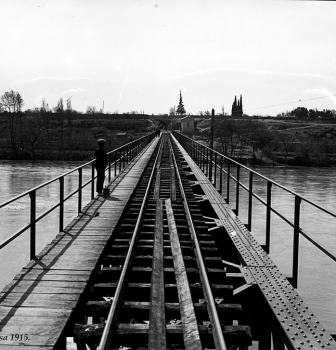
[95,139,108,196]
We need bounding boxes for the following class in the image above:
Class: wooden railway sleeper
[72,134,251,350]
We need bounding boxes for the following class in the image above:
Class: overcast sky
[1,0,335,115]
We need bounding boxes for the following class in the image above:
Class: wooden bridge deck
[0,138,160,349]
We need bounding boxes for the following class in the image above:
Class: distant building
[231,94,243,117]
[181,116,194,134]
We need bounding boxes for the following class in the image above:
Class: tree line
[214,118,336,166]
[277,107,336,120]
[0,91,103,159]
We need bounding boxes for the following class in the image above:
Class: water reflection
[215,165,336,332]
[0,160,92,292]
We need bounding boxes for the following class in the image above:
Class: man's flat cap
[97,138,106,144]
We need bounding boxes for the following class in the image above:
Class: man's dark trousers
[96,167,105,194]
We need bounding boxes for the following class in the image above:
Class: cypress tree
[176,90,186,116]
[240,94,243,115]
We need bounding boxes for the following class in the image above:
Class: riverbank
[249,155,336,167]
[3,144,336,167]
[0,148,93,161]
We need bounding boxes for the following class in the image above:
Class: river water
[1,160,336,333]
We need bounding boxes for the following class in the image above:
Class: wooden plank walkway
[0,138,160,349]
[166,198,202,350]
[171,134,336,350]
[148,200,166,350]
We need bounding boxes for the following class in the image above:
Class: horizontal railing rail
[173,131,336,288]
[0,132,155,260]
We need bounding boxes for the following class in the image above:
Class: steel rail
[169,136,227,350]
[98,137,163,350]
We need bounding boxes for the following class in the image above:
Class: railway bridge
[0,131,335,350]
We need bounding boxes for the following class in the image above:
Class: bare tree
[277,132,295,166]
[0,90,24,152]
[53,98,65,158]
[66,98,73,156]
[86,106,97,114]
[26,111,45,157]
[15,93,25,151]
[216,118,242,157]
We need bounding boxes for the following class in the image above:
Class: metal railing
[0,132,155,261]
[173,131,336,288]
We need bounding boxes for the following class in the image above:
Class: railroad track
[73,133,252,350]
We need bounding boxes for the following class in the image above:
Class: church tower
[231,94,243,117]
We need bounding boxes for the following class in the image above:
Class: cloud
[10,77,91,110]
[166,68,335,84]
[62,87,85,95]
[12,76,88,86]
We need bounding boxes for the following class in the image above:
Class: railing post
[226,162,231,204]
[193,140,196,160]
[114,150,117,177]
[219,155,223,195]
[108,153,111,182]
[206,148,209,177]
[119,149,122,173]
[247,172,253,231]
[78,168,82,215]
[91,162,95,199]
[235,165,240,215]
[196,143,199,165]
[59,176,64,232]
[29,190,36,260]
[209,149,213,182]
[194,141,196,162]
[202,146,205,172]
[292,195,301,288]
[265,181,272,254]
[214,153,217,189]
